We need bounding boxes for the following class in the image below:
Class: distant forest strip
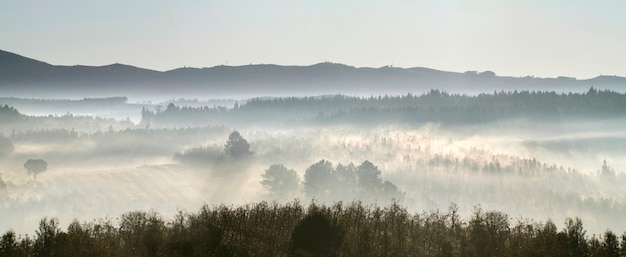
[2,201,625,257]
[0,104,134,133]
[141,88,626,127]
[1,87,625,129]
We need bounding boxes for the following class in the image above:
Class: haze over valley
[2,1,626,255]
[1,50,625,240]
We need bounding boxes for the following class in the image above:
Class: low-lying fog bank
[1,123,624,236]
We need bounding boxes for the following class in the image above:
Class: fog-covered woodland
[1,89,625,256]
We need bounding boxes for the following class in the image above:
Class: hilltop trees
[134,89,626,128]
[24,159,47,180]
[173,129,254,168]
[302,160,402,203]
[0,105,21,122]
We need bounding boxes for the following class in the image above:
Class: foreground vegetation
[1,201,625,257]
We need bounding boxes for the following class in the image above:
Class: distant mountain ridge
[1,49,624,100]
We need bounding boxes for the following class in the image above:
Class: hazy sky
[2,0,625,79]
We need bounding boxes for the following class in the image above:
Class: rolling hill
[1,49,624,100]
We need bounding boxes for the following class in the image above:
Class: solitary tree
[24,159,47,180]
[224,131,252,159]
[261,164,299,199]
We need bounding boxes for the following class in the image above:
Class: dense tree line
[301,160,402,203]
[1,201,625,257]
[0,105,134,134]
[3,88,624,130]
[140,88,626,128]
[241,87,624,118]
[0,104,21,122]
[141,103,230,128]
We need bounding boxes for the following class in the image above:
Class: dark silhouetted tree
[34,218,60,257]
[564,217,589,257]
[224,131,252,158]
[119,211,167,256]
[599,230,620,257]
[24,159,47,180]
[0,230,20,257]
[290,211,343,257]
[261,164,300,199]
[619,231,626,256]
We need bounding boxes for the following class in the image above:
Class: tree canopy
[224,131,252,159]
[261,164,299,200]
[302,159,402,203]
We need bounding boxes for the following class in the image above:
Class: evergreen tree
[224,131,252,158]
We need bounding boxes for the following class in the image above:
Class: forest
[139,88,626,128]
[1,89,625,256]
[1,201,625,257]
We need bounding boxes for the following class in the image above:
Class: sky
[2,0,625,79]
